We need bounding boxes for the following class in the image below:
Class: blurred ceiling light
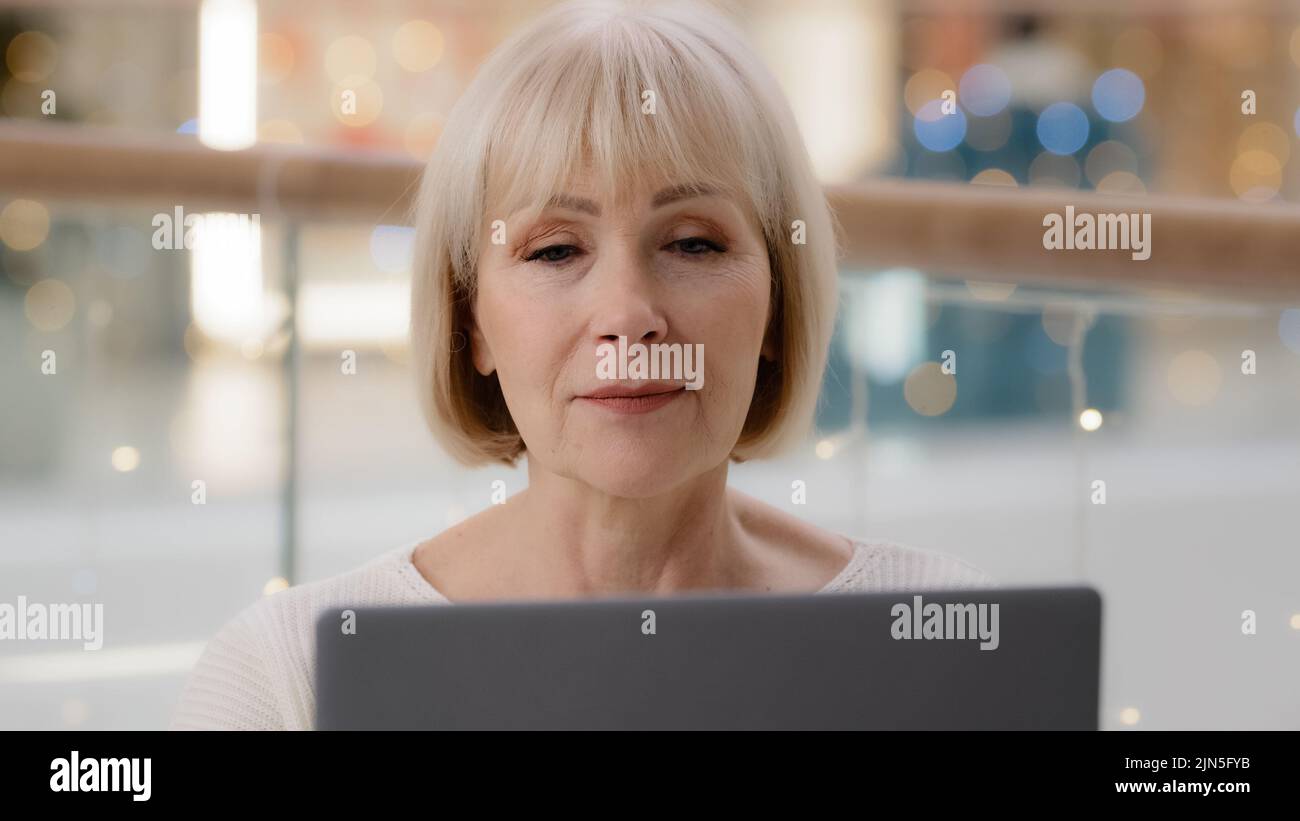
[394,20,444,73]
[5,30,57,82]
[199,0,258,151]
[298,281,409,347]
[1290,614,1300,631]
[111,446,140,473]
[1078,408,1103,432]
[1119,707,1140,727]
[815,438,835,460]
[0,198,50,251]
[189,213,270,344]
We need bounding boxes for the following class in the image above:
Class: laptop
[316,586,1101,730]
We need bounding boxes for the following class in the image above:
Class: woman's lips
[575,387,686,414]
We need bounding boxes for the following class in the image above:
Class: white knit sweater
[170,538,992,730]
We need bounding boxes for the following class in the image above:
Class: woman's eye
[525,244,580,264]
[670,237,726,255]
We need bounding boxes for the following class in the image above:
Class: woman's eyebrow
[544,193,601,216]
[652,183,719,208]
[539,184,721,217]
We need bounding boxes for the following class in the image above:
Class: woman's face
[468,170,774,497]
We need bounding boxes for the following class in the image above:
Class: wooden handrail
[2,120,1297,300]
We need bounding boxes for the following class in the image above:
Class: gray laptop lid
[316,586,1101,730]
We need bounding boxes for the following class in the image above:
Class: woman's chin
[572,449,705,498]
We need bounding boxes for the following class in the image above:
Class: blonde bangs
[480,5,782,257]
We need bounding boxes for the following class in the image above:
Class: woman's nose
[587,245,668,344]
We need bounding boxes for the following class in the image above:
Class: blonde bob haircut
[410,0,841,467]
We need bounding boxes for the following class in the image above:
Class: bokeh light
[903,68,954,118]
[1084,140,1139,186]
[1079,408,1103,432]
[913,99,966,152]
[25,278,76,332]
[5,30,57,82]
[958,63,1011,117]
[1041,303,1079,346]
[1091,68,1145,122]
[1229,150,1281,201]
[903,362,957,416]
[1095,171,1146,195]
[393,20,444,73]
[1237,122,1290,166]
[111,446,141,473]
[1036,102,1089,155]
[970,168,1017,187]
[0,199,50,251]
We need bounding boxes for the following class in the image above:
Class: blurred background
[0,0,1297,730]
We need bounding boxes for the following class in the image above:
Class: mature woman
[173,0,990,731]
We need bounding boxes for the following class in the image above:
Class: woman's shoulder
[826,538,995,594]
[170,541,439,730]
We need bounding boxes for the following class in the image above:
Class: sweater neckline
[391,536,868,603]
